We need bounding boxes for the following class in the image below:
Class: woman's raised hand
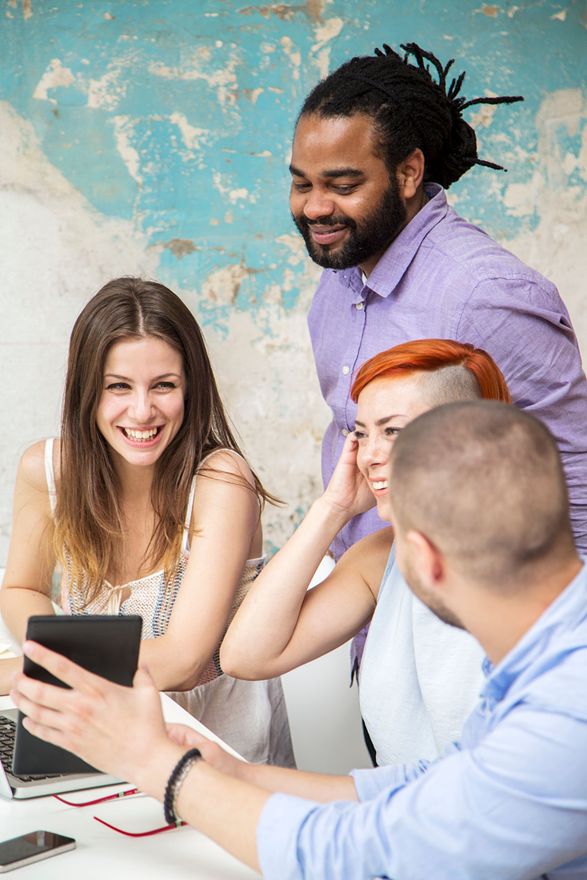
[323,433,375,520]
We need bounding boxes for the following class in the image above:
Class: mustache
[293,213,357,232]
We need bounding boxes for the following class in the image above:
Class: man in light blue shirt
[13,401,587,879]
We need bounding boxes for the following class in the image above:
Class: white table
[0,694,259,879]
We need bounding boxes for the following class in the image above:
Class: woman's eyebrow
[354,414,405,428]
[104,372,182,381]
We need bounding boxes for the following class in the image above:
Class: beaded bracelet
[163,748,202,825]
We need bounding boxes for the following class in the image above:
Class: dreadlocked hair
[299,42,524,188]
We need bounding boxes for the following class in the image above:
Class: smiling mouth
[371,480,388,492]
[119,426,161,442]
[309,225,349,246]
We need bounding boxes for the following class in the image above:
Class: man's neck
[466,555,583,666]
[359,185,429,278]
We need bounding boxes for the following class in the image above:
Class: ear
[406,529,446,592]
[396,148,425,200]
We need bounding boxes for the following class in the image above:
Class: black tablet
[13,615,142,776]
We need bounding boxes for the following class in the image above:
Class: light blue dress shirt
[257,561,587,880]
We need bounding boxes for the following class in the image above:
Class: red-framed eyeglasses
[53,788,187,836]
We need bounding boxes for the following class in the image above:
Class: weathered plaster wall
[1,0,586,563]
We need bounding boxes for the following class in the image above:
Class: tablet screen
[13,615,142,775]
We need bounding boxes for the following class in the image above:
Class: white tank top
[359,543,484,765]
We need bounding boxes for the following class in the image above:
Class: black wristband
[163,748,202,825]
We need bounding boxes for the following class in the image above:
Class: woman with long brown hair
[0,277,294,766]
[221,339,511,766]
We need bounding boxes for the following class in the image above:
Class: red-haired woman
[222,339,511,766]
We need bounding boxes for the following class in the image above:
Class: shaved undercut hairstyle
[300,42,523,188]
[390,401,575,588]
[351,339,511,405]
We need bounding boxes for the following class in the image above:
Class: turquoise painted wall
[0,0,586,556]
[2,0,586,332]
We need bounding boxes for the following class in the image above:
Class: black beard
[292,179,407,270]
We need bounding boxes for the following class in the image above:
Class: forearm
[0,657,23,695]
[238,760,358,803]
[221,497,348,676]
[0,588,55,644]
[134,739,267,872]
[138,635,218,692]
[157,754,357,873]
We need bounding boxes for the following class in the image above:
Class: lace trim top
[44,438,264,684]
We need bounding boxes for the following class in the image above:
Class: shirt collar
[483,559,587,701]
[332,183,449,299]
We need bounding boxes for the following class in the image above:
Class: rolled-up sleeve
[350,758,432,801]
[256,707,587,880]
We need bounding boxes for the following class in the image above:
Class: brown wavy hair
[54,277,274,600]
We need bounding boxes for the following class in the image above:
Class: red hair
[350,339,511,403]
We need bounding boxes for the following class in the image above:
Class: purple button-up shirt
[308,184,587,663]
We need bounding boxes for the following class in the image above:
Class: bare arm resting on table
[1,445,262,693]
[0,443,57,693]
[220,434,388,679]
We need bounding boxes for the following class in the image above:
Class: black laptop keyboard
[0,715,61,782]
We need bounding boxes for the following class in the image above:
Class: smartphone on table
[0,831,75,873]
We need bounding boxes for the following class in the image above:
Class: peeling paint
[239,4,304,21]
[314,47,331,81]
[111,115,142,185]
[241,87,264,103]
[470,92,498,129]
[212,171,252,203]
[202,262,258,305]
[479,4,500,16]
[169,112,208,155]
[280,35,302,80]
[238,1,325,22]
[87,68,125,111]
[148,49,240,107]
[551,9,567,21]
[311,17,344,51]
[163,239,198,258]
[33,59,75,103]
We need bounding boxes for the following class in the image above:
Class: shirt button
[356,302,364,310]
[342,365,350,375]
[341,429,349,437]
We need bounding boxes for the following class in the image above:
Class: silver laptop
[0,709,121,800]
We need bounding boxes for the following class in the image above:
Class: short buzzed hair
[390,401,575,588]
[415,364,482,407]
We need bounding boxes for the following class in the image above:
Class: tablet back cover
[13,615,142,775]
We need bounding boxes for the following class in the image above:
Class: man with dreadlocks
[289,42,587,754]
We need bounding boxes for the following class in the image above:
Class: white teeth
[372,481,388,491]
[123,427,158,441]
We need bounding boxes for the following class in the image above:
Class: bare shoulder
[338,526,394,599]
[197,448,255,489]
[18,440,51,493]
